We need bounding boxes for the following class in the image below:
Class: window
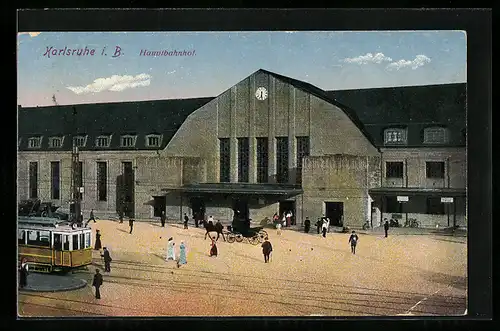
[426,162,445,179]
[77,161,83,199]
[237,138,249,183]
[27,230,50,247]
[73,136,87,147]
[386,162,404,178]
[18,229,26,245]
[122,162,134,204]
[63,235,70,250]
[427,197,445,215]
[97,161,107,201]
[121,135,136,147]
[384,128,407,145]
[296,136,310,184]
[50,161,60,200]
[146,134,162,147]
[424,127,447,144]
[276,137,289,184]
[28,137,42,149]
[49,137,63,148]
[53,233,62,250]
[384,196,403,213]
[84,232,91,248]
[219,138,230,182]
[96,136,111,147]
[29,162,38,199]
[72,234,79,250]
[256,137,269,183]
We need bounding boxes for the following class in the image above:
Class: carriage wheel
[249,235,260,245]
[227,233,236,243]
[235,233,244,242]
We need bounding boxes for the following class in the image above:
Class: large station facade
[17,69,467,228]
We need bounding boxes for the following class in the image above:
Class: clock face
[255,87,268,101]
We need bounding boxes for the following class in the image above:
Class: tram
[17,216,93,273]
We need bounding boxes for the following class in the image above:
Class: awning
[369,187,466,197]
[162,183,303,196]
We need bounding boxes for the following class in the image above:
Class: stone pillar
[289,87,297,184]
[230,86,238,183]
[268,76,276,183]
[249,75,257,183]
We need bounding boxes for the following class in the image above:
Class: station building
[17,69,467,228]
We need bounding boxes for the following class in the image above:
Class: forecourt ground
[18,219,467,317]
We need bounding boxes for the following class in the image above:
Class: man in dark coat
[160,211,166,227]
[89,209,96,223]
[304,217,311,233]
[194,213,199,228]
[384,220,389,238]
[316,219,322,234]
[348,231,359,254]
[183,213,189,229]
[261,238,273,263]
[92,269,103,299]
[101,247,112,272]
[129,219,134,234]
[94,230,102,250]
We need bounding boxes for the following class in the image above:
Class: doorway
[190,197,206,220]
[279,200,296,225]
[325,202,344,226]
[152,196,166,217]
[232,199,249,221]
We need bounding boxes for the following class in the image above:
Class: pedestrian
[316,218,322,234]
[282,214,287,228]
[166,237,175,261]
[119,208,124,224]
[92,269,103,299]
[177,241,187,267]
[304,217,311,233]
[272,212,279,225]
[94,229,102,250]
[261,237,273,263]
[160,211,166,227]
[215,220,225,241]
[194,214,199,228]
[129,219,134,234]
[209,236,218,257]
[276,221,282,235]
[101,247,112,272]
[183,213,189,229]
[286,211,292,227]
[322,219,328,238]
[384,220,389,238]
[348,231,359,254]
[19,258,29,289]
[90,209,96,223]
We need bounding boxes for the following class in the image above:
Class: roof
[326,83,466,147]
[368,187,466,197]
[18,97,214,151]
[164,183,304,196]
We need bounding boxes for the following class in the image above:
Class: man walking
[316,218,322,234]
[101,247,112,272]
[322,218,328,238]
[89,209,96,223]
[194,213,199,228]
[384,220,389,238]
[92,269,103,299]
[160,211,166,227]
[304,217,311,233]
[129,218,134,234]
[348,231,359,254]
[183,213,189,229]
[261,237,273,263]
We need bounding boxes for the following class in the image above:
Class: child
[348,230,359,254]
[209,236,218,257]
[276,222,282,235]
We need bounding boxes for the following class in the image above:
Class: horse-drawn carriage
[225,218,268,245]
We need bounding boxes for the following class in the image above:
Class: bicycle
[404,218,420,228]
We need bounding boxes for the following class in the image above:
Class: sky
[17,31,466,107]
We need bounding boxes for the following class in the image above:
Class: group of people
[272,211,294,228]
[166,237,188,267]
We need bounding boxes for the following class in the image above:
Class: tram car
[17,216,93,273]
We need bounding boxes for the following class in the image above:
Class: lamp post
[70,107,82,225]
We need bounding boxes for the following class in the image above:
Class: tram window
[85,232,91,248]
[39,231,51,247]
[72,234,79,250]
[63,235,70,250]
[18,230,26,245]
[53,234,62,250]
[79,233,85,250]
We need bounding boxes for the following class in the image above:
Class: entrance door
[190,197,205,220]
[152,196,166,217]
[325,202,344,226]
[232,199,249,221]
[279,200,296,224]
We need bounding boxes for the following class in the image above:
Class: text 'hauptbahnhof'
[18,69,466,229]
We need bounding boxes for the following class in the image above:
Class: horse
[204,221,225,241]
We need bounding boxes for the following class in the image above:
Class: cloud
[18,32,42,37]
[386,55,431,71]
[66,74,151,95]
[343,52,393,64]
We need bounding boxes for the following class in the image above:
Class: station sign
[397,196,409,202]
[441,197,454,203]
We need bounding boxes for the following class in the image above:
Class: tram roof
[17,216,91,231]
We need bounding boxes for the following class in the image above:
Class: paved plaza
[18,220,467,317]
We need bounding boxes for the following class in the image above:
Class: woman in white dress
[166,237,176,261]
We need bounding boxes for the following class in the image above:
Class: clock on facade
[255,87,268,100]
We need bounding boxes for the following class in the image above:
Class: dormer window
[424,127,448,144]
[384,128,407,145]
[96,135,111,148]
[28,137,42,149]
[121,135,137,148]
[73,135,88,148]
[145,134,162,148]
[48,136,64,148]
